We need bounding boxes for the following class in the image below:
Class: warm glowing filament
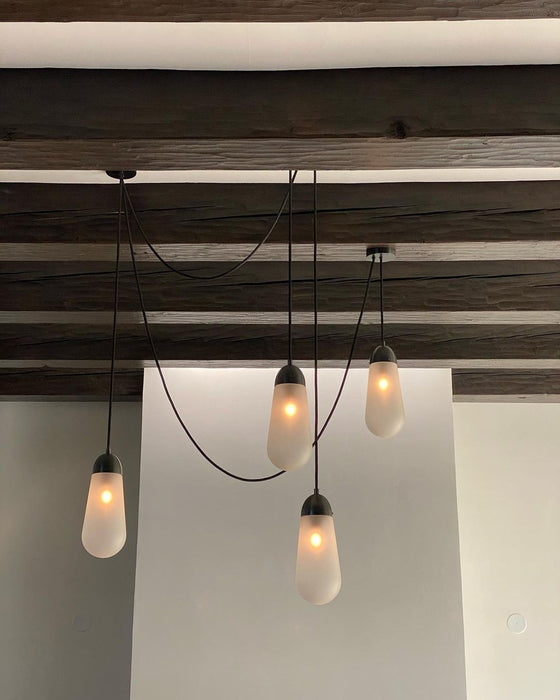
[378,378,389,391]
[284,402,297,416]
[101,490,113,504]
[310,532,322,548]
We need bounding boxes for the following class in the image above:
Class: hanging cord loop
[122,171,297,282]
[105,175,123,454]
[122,192,284,483]
[119,173,373,482]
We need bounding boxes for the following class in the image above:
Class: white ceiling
[0,20,559,70]
[3,168,560,184]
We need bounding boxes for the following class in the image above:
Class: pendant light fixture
[364,246,405,438]
[81,171,132,558]
[296,172,341,605]
[267,171,312,471]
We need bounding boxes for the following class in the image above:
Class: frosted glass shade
[267,381,312,471]
[365,361,405,438]
[82,472,126,558]
[296,514,341,605]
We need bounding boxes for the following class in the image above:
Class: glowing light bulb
[365,346,405,438]
[82,453,126,559]
[310,532,322,548]
[296,493,341,605]
[267,364,312,471]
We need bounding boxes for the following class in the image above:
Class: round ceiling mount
[106,170,137,180]
[366,245,396,262]
[507,613,527,634]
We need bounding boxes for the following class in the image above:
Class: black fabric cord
[123,171,297,281]
[105,176,123,454]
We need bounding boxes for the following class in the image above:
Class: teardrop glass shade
[82,471,126,558]
[267,382,312,471]
[296,514,341,605]
[365,361,405,438]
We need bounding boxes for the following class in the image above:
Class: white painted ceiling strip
[1,21,560,70]
[2,169,560,184]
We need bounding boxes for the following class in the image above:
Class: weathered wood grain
[2,324,560,361]
[0,368,143,399]
[452,370,560,396]
[4,181,560,245]
[5,136,560,170]
[2,261,560,312]
[4,68,560,169]
[2,0,559,21]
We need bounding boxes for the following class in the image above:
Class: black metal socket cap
[92,452,123,475]
[301,492,333,517]
[274,364,306,386]
[370,345,397,365]
[106,170,137,181]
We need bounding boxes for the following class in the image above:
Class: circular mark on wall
[72,612,92,632]
[507,613,527,634]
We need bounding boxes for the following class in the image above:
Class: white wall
[132,367,466,700]
[0,402,142,700]
[454,403,560,700]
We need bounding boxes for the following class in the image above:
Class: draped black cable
[122,192,284,483]
[117,170,373,483]
[105,176,123,454]
[379,252,385,346]
[122,171,298,282]
[313,171,319,493]
[288,170,293,365]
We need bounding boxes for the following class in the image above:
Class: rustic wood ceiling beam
[4,181,560,247]
[2,324,560,361]
[3,261,560,312]
[2,0,559,22]
[3,68,560,169]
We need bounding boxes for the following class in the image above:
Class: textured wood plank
[2,0,559,21]
[5,136,560,170]
[4,368,560,400]
[5,311,560,326]
[2,324,560,361]
[3,261,560,312]
[4,67,560,169]
[4,181,560,245]
[0,368,143,399]
[453,370,560,396]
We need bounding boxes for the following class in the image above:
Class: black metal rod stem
[313,171,319,493]
[105,176,123,454]
[379,252,385,346]
[288,170,293,365]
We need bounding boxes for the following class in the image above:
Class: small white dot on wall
[507,613,527,634]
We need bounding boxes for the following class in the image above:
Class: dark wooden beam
[2,324,560,361]
[2,0,559,22]
[0,368,143,400]
[453,369,560,397]
[4,181,560,245]
[3,68,560,169]
[3,368,560,401]
[2,261,560,313]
